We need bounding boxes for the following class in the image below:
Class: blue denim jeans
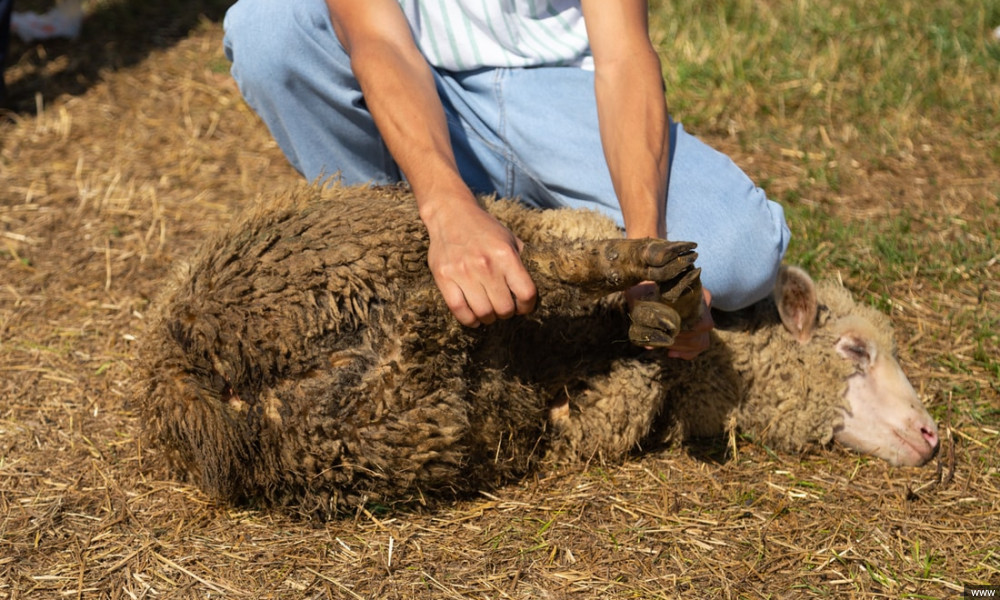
[222,0,790,310]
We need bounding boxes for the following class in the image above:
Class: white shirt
[397,0,593,71]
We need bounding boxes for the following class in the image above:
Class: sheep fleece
[134,185,847,516]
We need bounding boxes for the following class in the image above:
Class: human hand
[665,286,713,359]
[424,201,537,327]
[627,283,714,359]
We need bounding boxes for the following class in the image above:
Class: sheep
[134,184,940,517]
[625,265,941,469]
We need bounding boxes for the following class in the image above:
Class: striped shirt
[397,1,593,71]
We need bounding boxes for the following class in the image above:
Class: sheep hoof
[633,239,698,284]
[628,300,681,348]
[659,268,704,330]
[641,239,697,268]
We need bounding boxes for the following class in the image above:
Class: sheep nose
[921,426,940,458]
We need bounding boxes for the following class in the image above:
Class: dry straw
[1,5,997,599]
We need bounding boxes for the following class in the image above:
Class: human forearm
[349,40,533,322]
[581,0,710,358]
[348,41,474,210]
[593,47,670,240]
[326,0,472,211]
[325,0,536,326]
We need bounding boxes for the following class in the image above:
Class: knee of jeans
[223,0,323,82]
[703,203,790,312]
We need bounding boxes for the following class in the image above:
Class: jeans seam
[437,70,510,192]
[493,69,517,198]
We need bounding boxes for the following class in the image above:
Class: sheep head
[775,266,940,467]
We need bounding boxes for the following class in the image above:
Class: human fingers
[667,288,714,359]
[688,287,714,334]
[440,267,515,326]
[428,237,503,326]
[472,280,507,325]
[436,278,482,328]
[458,234,536,323]
[508,238,538,315]
[426,206,537,326]
[506,265,537,317]
[451,270,535,326]
[625,281,659,308]
[454,245,525,324]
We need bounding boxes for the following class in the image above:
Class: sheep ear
[835,334,876,372]
[775,266,818,344]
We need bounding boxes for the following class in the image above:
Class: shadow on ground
[4,0,234,112]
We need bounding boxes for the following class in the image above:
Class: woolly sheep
[135,184,939,517]
[635,265,941,469]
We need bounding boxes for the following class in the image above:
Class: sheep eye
[836,336,872,366]
[846,345,868,359]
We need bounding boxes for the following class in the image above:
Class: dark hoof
[629,301,681,348]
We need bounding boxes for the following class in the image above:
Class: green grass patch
[782,203,999,292]
[651,0,1000,159]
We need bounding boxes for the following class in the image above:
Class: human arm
[325,0,537,327]
[581,0,712,357]
[580,0,667,240]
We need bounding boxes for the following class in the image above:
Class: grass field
[1,0,998,598]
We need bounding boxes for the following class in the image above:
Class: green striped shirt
[397,1,593,70]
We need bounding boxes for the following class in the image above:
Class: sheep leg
[522,238,703,347]
[521,238,698,294]
[627,268,704,348]
[547,359,666,463]
[628,301,682,348]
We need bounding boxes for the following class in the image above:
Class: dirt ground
[1,5,998,600]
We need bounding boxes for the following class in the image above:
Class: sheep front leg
[628,268,704,348]
[547,359,666,464]
[522,238,703,347]
[521,238,697,295]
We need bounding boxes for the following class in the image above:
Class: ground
[1,1,998,598]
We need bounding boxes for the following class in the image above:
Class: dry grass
[1,2,998,598]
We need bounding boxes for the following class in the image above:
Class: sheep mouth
[893,429,937,466]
